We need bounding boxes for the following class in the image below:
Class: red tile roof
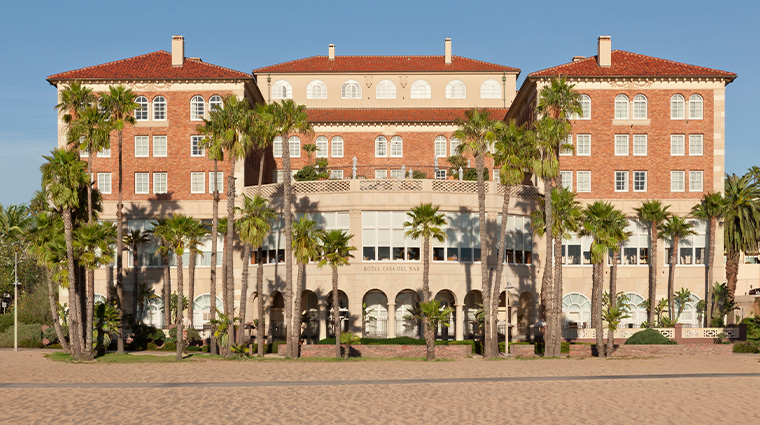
[253,56,519,74]
[47,51,252,82]
[529,50,736,80]
[306,108,509,124]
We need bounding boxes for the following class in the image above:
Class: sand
[1,350,758,424]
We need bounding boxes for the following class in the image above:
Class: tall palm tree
[124,229,150,324]
[290,216,323,358]
[250,104,278,191]
[579,201,618,358]
[236,194,275,348]
[537,77,582,122]
[54,81,95,125]
[318,230,356,359]
[691,192,728,325]
[531,187,581,357]
[404,203,447,359]
[186,219,208,330]
[40,148,89,360]
[67,106,111,221]
[660,215,696,321]
[723,172,760,323]
[453,108,500,358]
[162,214,197,360]
[635,200,671,326]
[271,99,312,355]
[150,218,172,328]
[99,85,138,354]
[605,208,630,354]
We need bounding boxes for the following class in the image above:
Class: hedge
[0,323,43,348]
[625,328,677,345]
[733,342,759,353]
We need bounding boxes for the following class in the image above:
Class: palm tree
[723,172,760,323]
[250,103,279,191]
[54,81,95,124]
[531,187,581,357]
[40,148,89,360]
[409,300,455,361]
[67,106,111,221]
[186,219,208,331]
[150,218,172,328]
[290,216,323,358]
[99,85,138,354]
[635,200,671,326]
[579,201,618,358]
[162,214,197,360]
[537,77,582,122]
[236,194,275,349]
[404,203,447,359]
[691,192,728,325]
[318,230,356,359]
[660,215,696,321]
[453,108,500,358]
[605,208,630,354]
[271,99,312,356]
[124,229,150,324]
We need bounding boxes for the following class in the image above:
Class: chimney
[444,38,452,65]
[328,44,335,61]
[597,35,611,68]
[172,35,184,67]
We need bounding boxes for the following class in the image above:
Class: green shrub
[185,328,202,346]
[202,345,210,353]
[733,342,759,353]
[0,323,42,348]
[146,342,158,350]
[18,289,52,325]
[186,345,203,352]
[0,314,14,333]
[160,342,177,351]
[42,326,59,345]
[19,339,43,349]
[625,328,677,345]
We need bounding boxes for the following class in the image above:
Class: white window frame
[97,173,111,194]
[560,135,573,156]
[615,171,629,192]
[445,79,466,99]
[689,134,704,156]
[135,96,149,121]
[209,172,223,193]
[135,173,149,194]
[480,79,501,99]
[560,171,572,190]
[577,94,591,119]
[306,79,327,99]
[190,172,205,194]
[689,171,704,192]
[208,95,222,113]
[376,79,397,99]
[273,136,283,157]
[410,79,431,99]
[153,172,167,194]
[153,136,167,157]
[689,94,703,120]
[614,95,629,119]
[576,134,591,156]
[615,135,629,156]
[633,134,647,156]
[190,95,205,121]
[135,136,149,157]
[671,171,685,192]
[315,136,328,158]
[271,80,292,100]
[671,94,685,120]
[450,138,461,156]
[152,96,166,121]
[577,171,591,193]
[191,135,204,157]
[671,135,685,156]
[633,171,647,192]
[375,169,388,179]
[390,169,405,180]
[288,136,300,158]
[375,136,387,157]
[97,148,111,158]
[330,169,343,180]
[341,80,362,99]
[390,136,403,157]
[435,136,447,158]
[435,169,447,180]
[632,94,647,119]
[331,136,344,158]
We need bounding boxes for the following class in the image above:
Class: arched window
[390,136,403,157]
[288,136,300,157]
[575,94,591,119]
[446,79,466,99]
[450,137,461,156]
[375,136,387,157]
[315,136,328,158]
[435,136,447,158]
[306,79,327,99]
[271,80,292,100]
[193,294,224,329]
[633,94,647,119]
[341,80,362,99]
[376,79,396,99]
[671,94,685,119]
[620,292,647,328]
[331,136,344,157]
[152,96,166,121]
[480,79,501,99]
[209,95,222,113]
[190,95,205,120]
[273,136,283,157]
[689,94,703,119]
[135,96,148,121]
[676,293,702,327]
[562,292,591,328]
[614,94,629,119]
[410,79,431,99]
[142,297,164,328]
[94,294,107,305]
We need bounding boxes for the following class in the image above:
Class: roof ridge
[48,51,168,80]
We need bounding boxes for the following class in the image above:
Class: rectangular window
[97,148,111,158]
[560,171,572,190]
[375,169,388,179]
[135,173,149,194]
[153,136,167,157]
[435,169,447,180]
[209,172,223,193]
[435,137,447,157]
[671,171,685,192]
[153,172,167,194]
[390,169,405,179]
[331,138,344,157]
[375,138,387,157]
[576,134,591,156]
[316,138,328,158]
[191,172,205,194]
[577,171,591,192]
[289,138,300,158]
[667,219,706,265]
[615,135,629,156]
[273,138,283,157]
[499,214,533,265]
[671,135,685,156]
[97,173,111,194]
[390,137,403,157]
[615,171,628,192]
[330,169,343,180]
[273,170,284,183]
[619,219,650,266]
[560,135,573,156]
[633,171,647,192]
[493,169,500,183]
[362,211,422,262]
[191,136,204,157]
[633,135,647,156]
[135,136,149,157]
[689,134,703,156]
[690,171,703,192]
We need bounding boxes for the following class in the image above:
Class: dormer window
[446,79,466,99]
[306,79,327,99]
[341,80,362,99]
[480,79,501,99]
[376,79,396,99]
[410,79,431,99]
[272,80,292,100]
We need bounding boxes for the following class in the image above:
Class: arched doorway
[434,290,456,341]
[395,290,420,338]
[621,292,647,329]
[676,293,702,327]
[464,290,483,339]
[301,290,319,343]
[270,291,286,340]
[562,292,591,329]
[192,294,223,330]
[363,290,388,338]
[326,290,349,337]
[142,297,164,329]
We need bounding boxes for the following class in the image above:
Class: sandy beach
[1,351,758,424]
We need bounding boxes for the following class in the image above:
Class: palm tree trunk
[706,217,716,326]
[162,250,170,328]
[188,248,196,330]
[291,263,304,358]
[475,152,492,358]
[332,266,340,359]
[493,187,511,356]
[591,262,605,358]
[257,152,266,190]
[541,178,554,350]
[85,152,94,356]
[648,228,659,326]
[606,250,619,355]
[221,234,229,355]
[423,235,435,359]
[226,158,236,345]
[176,254,184,361]
[550,235,564,357]
[63,209,83,360]
[238,245,250,344]
[46,267,70,354]
[116,129,125,354]
[210,159,219,355]
[726,250,740,324]
[282,131,295,358]
[75,266,86,354]
[132,244,139,325]
[256,247,265,357]
[669,237,678,321]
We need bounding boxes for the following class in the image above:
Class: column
[318,302,327,341]
[455,303,464,341]
[387,302,396,338]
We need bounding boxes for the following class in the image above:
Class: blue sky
[0,0,757,205]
